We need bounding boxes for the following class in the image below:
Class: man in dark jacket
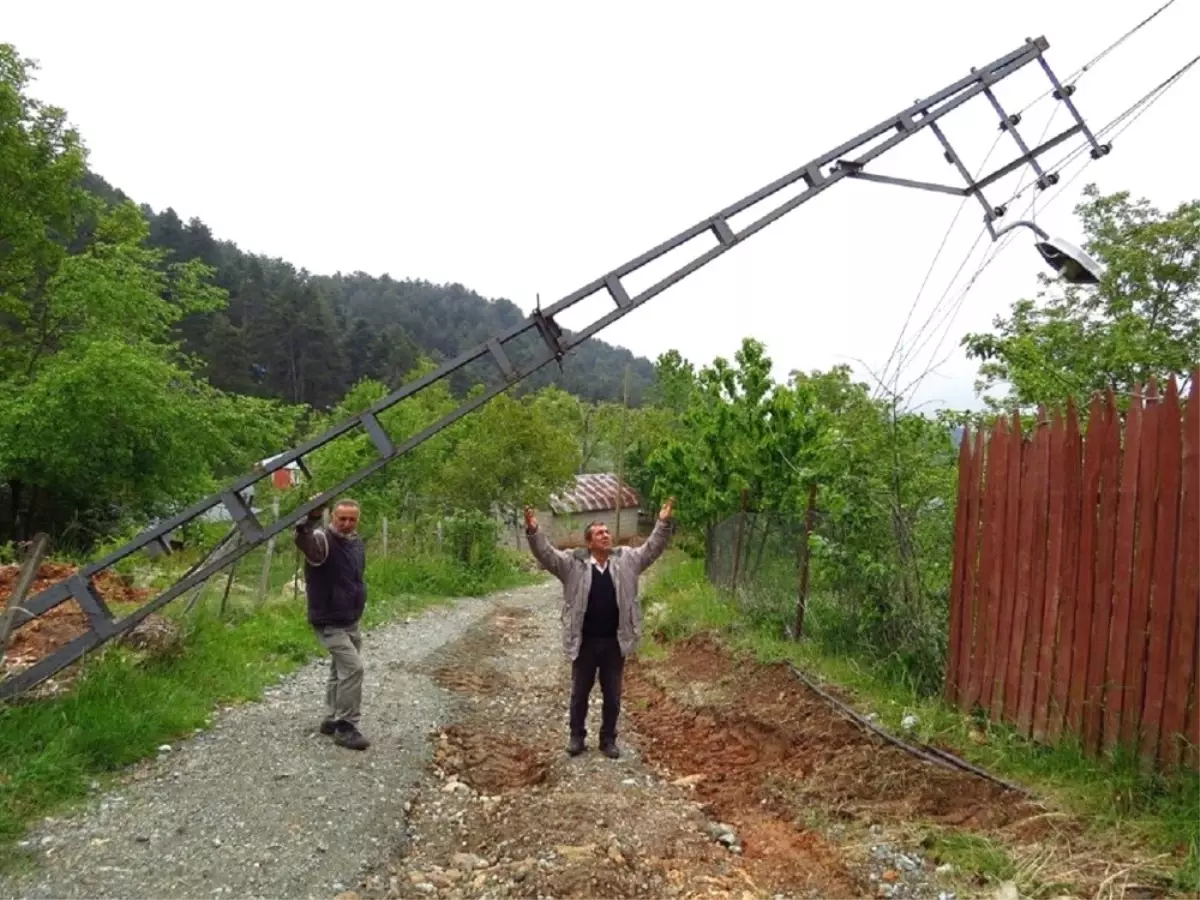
[295,498,370,751]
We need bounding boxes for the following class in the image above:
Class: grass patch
[642,551,1200,896]
[0,547,540,868]
[923,830,1016,883]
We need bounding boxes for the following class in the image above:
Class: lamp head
[1033,236,1103,286]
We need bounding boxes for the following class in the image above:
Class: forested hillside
[83,173,657,410]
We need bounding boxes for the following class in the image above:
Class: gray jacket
[527,519,672,660]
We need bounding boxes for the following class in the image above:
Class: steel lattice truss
[1,35,1109,701]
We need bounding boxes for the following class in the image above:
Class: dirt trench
[360,590,1080,900]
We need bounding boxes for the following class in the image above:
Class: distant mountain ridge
[82,173,657,410]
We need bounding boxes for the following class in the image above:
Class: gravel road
[0,583,556,900]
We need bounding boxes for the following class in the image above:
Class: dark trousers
[570,636,625,744]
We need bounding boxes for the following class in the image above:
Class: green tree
[634,341,958,692]
[0,47,302,545]
[0,43,93,379]
[963,185,1200,410]
[439,389,580,515]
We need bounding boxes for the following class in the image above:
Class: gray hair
[332,498,361,513]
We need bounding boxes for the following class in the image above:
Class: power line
[878,26,1194,406]
[898,133,1110,403]
[882,33,1187,397]
[999,52,1199,214]
[877,133,1005,394]
[893,101,1068,385]
[1016,0,1183,115]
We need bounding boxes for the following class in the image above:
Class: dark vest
[582,564,619,639]
[305,530,367,628]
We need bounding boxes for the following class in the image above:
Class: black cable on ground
[787,662,1035,798]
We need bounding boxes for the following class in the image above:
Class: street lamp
[991,219,1104,286]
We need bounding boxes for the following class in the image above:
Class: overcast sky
[7,1,1197,412]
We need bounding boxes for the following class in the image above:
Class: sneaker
[319,718,338,736]
[566,735,586,757]
[333,724,370,751]
[599,741,620,760]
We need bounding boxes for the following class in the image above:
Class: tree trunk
[794,482,818,640]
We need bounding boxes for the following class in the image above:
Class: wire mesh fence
[706,510,815,636]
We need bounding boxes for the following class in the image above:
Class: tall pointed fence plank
[1066,394,1106,737]
[1006,412,1042,723]
[956,429,986,711]
[1016,409,1052,736]
[1083,392,1122,752]
[945,434,974,707]
[1185,374,1200,777]
[991,412,1025,714]
[1122,380,1162,748]
[972,418,1009,712]
[1140,376,1183,763]
[1162,369,1199,769]
[1104,386,1145,751]
[1033,409,1068,742]
[964,422,993,710]
[1048,400,1084,743]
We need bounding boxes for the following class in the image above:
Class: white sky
[6,0,1198,413]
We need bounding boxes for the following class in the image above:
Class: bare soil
[357,591,1181,900]
[1,562,173,691]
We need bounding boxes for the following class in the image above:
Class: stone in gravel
[555,843,596,860]
[413,883,436,894]
[451,852,488,871]
[881,869,899,883]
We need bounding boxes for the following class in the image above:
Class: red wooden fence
[945,370,1200,770]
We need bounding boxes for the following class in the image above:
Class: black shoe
[333,723,370,751]
[599,741,620,759]
[319,718,338,735]
[567,735,586,757]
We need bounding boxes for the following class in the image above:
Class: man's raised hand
[306,494,326,521]
[523,506,538,532]
[659,497,675,521]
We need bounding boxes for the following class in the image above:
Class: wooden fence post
[255,497,281,608]
[793,483,818,640]
[0,533,49,655]
[730,489,749,595]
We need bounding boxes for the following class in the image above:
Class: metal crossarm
[0,34,1110,701]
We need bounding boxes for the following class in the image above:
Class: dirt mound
[2,562,160,676]
[626,637,1041,859]
[432,725,550,792]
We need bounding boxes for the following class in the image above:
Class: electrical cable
[914,47,1200,389]
[892,100,1066,390]
[1015,0,1182,115]
[877,31,1193,407]
[877,133,1005,396]
[880,43,1189,397]
[998,52,1199,215]
[898,135,1108,401]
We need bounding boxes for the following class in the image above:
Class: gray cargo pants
[314,624,363,727]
